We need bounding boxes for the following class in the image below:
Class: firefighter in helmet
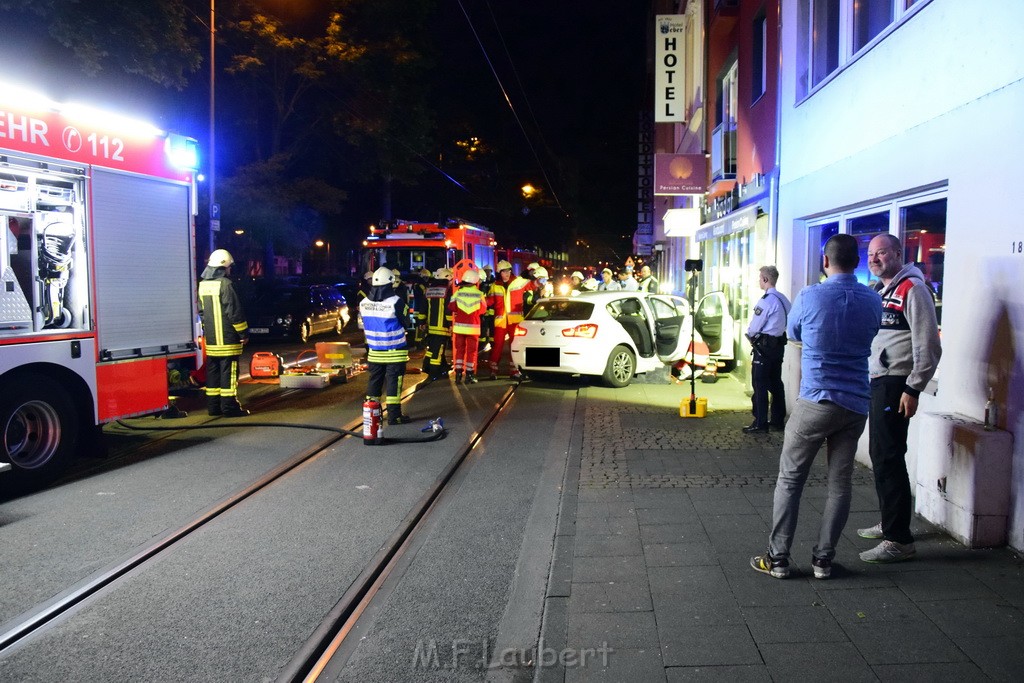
[421,267,453,382]
[485,260,522,381]
[197,249,250,417]
[360,267,412,424]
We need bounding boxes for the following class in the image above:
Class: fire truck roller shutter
[91,170,196,360]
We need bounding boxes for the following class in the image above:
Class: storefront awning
[695,204,761,242]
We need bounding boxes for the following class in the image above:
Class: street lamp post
[315,239,331,275]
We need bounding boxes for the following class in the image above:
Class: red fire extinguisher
[363,398,383,445]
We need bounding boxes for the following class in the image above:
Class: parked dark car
[243,283,351,343]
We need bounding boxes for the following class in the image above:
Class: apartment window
[848,210,890,285]
[807,221,839,283]
[902,198,946,324]
[853,0,894,52]
[752,12,768,102]
[801,189,947,329]
[811,0,840,88]
[797,0,929,100]
[714,60,738,178]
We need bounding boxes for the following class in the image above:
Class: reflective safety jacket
[507,275,536,324]
[360,285,410,364]
[198,269,248,358]
[448,285,487,336]
[424,280,452,336]
[487,276,515,328]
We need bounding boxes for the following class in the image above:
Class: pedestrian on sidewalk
[858,234,942,564]
[448,269,488,383]
[751,235,881,580]
[744,265,792,433]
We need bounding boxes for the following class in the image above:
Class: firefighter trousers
[422,332,450,377]
[453,333,480,373]
[489,324,516,374]
[205,355,243,413]
[367,361,406,413]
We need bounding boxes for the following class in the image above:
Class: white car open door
[694,291,736,361]
[648,295,689,363]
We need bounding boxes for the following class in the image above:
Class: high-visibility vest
[450,287,486,336]
[198,276,248,357]
[360,295,409,364]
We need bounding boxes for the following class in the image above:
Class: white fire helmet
[461,269,481,285]
[371,267,396,286]
[582,277,599,291]
[208,248,234,268]
[532,266,549,279]
[496,260,513,272]
[527,262,540,272]
[433,267,453,280]
[570,271,584,281]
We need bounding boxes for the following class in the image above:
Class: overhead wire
[481,0,568,207]
[454,0,567,216]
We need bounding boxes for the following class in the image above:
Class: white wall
[777,0,1024,550]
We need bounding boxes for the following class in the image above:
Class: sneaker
[857,522,883,539]
[811,556,832,580]
[509,372,524,382]
[859,540,916,564]
[750,552,790,579]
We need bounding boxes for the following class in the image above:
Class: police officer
[744,265,791,433]
[198,249,250,417]
[360,267,412,424]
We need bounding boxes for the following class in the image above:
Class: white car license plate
[249,327,270,334]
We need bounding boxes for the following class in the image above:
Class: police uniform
[746,286,791,431]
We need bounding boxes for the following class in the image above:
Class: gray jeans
[768,399,868,561]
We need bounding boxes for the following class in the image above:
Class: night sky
[0,1,649,254]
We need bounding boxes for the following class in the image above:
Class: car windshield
[526,300,594,321]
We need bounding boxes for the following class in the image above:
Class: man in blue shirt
[744,265,792,433]
[751,235,882,580]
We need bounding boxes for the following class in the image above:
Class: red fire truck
[361,219,497,275]
[1,83,201,484]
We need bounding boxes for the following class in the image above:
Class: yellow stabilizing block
[680,396,707,418]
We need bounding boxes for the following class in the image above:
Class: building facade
[645,0,1024,550]
[775,0,1024,550]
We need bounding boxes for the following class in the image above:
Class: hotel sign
[655,15,686,123]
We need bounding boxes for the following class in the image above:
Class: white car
[511,291,697,387]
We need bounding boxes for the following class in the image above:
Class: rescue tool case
[279,372,332,389]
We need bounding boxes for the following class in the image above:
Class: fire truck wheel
[602,345,635,388]
[0,375,79,484]
[299,321,312,343]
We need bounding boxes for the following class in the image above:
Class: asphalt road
[0,357,575,680]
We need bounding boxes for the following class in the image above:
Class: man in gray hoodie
[858,233,941,563]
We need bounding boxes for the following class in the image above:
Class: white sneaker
[857,522,883,539]
[859,540,916,564]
